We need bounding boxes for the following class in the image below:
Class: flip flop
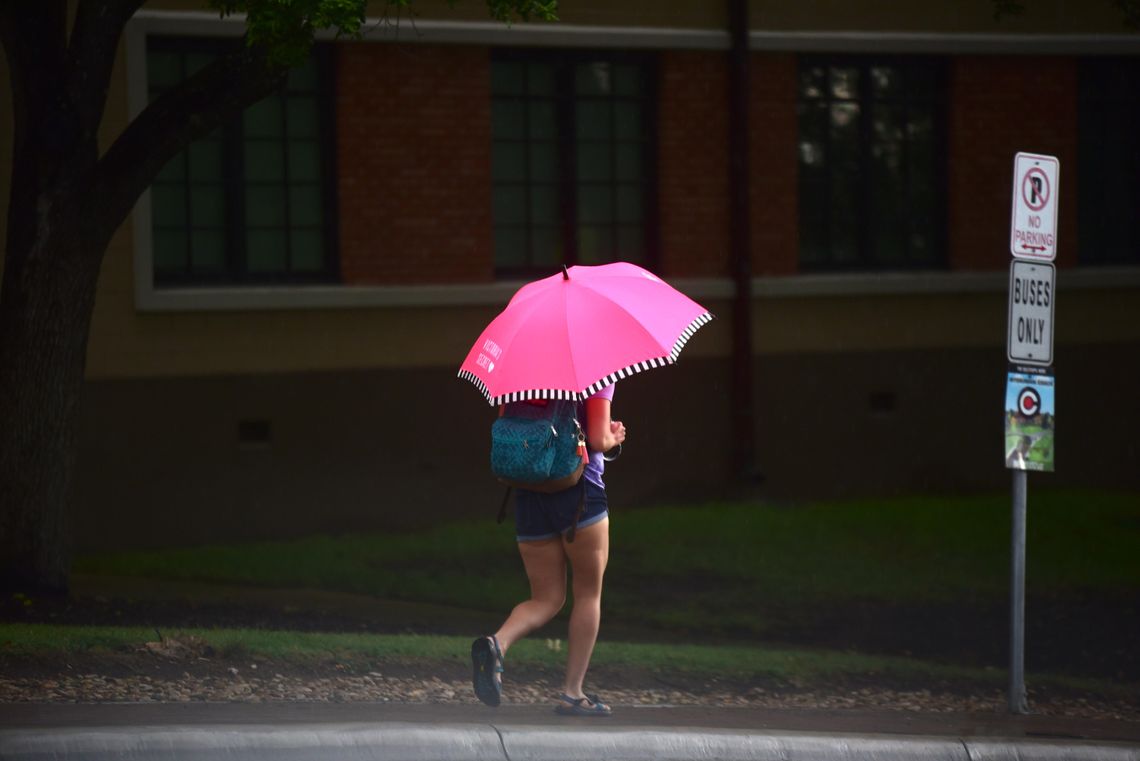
[554,692,612,716]
[471,635,504,707]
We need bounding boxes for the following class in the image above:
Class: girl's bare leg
[494,537,567,654]
[560,517,609,698]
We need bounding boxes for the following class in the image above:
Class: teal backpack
[491,399,585,491]
[491,399,589,541]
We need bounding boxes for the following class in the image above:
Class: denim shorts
[515,480,608,542]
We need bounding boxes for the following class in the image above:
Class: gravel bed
[2,672,1137,723]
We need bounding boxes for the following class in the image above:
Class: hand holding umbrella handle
[603,443,622,462]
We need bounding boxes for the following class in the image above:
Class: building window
[147,38,338,287]
[797,57,946,270]
[490,52,656,276]
[1078,58,1139,266]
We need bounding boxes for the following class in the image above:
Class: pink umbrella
[458,262,713,406]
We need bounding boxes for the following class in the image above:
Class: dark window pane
[493,186,527,226]
[615,144,643,182]
[148,39,334,285]
[494,227,527,268]
[529,142,558,182]
[246,185,287,227]
[148,51,182,88]
[155,154,186,183]
[493,142,527,182]
[245,141,285,182]
[492,99,526,139]
[616,185,643,224]
[530,185,559,225]
[870,66,901,100]
[287,98,318,138]
[190,186,225,227]
[800,66,826,99]
[527,64,555,96]
[576,62,612,96]
[153,229,188,271]
[287,58,318,91]
[531,226,561,267]
[577,142,611,182]
[188,140,222,182]
[190,229,226,271]
[577,225,611,264]
[492,62,525,95]
[245,97,284,138]
[289,185,324,227]
[830,67,860,100]
[576,100,611,140]
[152,185,187,227]
[613,65,644,96]
[246,229,288,272]
[492,52,654,274]
[289,141,321,182]
[291,229,324,271]
[618,225,644,260]
[1078,58,1140,264]
[578,185,613,224]
[614,102,642,139]
[798,58,945,270]
[529,101,556,139]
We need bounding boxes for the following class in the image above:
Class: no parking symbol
[1010,152,1059,261]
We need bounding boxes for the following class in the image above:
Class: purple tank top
[583,384,615,489]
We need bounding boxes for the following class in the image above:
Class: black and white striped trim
[459,311,714,407]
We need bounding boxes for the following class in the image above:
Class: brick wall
[749,53,799,277]
[336,43,494,285]
[948,57,1079,271]
[657,51,731,278]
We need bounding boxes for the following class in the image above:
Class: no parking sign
[1010,152,1059,261]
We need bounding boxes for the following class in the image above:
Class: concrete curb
[1,722,1139,761]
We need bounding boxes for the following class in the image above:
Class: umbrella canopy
[458,262,713,406]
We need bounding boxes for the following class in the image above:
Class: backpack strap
[563,479,587,543]
[497,485,512,524]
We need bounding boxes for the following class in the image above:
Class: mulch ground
[1,583,1137,723]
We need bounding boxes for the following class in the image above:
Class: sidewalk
[2,702,1138,760]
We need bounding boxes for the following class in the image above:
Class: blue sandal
[471,636,504,707]
[554,692,612,716]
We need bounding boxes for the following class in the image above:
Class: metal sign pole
[1009,468,1029,714]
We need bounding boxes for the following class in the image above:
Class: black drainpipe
[728,0,756,482]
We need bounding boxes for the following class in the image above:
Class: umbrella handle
[602,443,622,462]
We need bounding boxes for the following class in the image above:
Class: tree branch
[84,40,289,243]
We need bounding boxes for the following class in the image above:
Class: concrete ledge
[0,722,505,761]
[500,726,970,761]
[3,723,1140,761]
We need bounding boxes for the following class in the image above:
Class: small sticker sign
[1004,370,1055,472]
[1010,152,1059,261]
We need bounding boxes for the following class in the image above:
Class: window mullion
[858,63,873,268]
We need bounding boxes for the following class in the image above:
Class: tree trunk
[0,201,103,594]
[0,1,290,595]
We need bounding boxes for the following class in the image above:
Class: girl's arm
[585,398,625,453]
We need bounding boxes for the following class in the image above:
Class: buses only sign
[1008,260,1055,366]
[1010,152,1059,261]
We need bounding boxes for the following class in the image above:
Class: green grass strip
[2,623,1132,699]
